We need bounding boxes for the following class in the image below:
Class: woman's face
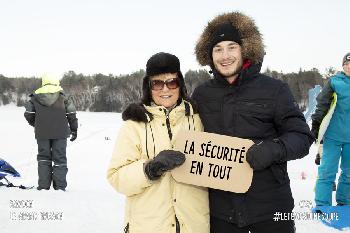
[150,73,180,109]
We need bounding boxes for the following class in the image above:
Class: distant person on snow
[107,52,209,233]
[24,74,78,191]
[312,52,350,206]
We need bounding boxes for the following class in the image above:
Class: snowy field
[0,105,348,233]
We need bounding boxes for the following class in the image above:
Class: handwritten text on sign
[171,131,254,193]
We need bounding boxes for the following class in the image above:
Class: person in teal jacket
[311,52,350,206]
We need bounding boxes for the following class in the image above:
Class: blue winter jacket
[325,72,350,142]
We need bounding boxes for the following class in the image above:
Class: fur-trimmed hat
[195,12,265,66]
[141,52,188,106]
[342,52,350,66]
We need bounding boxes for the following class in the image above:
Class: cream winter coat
[107,100,209,233]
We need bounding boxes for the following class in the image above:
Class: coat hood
[195,12,265,66]
[35,74,63,94]
[31,92,62,107]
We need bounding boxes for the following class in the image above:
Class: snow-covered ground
[0,105,348,233]
[0,105,124,232]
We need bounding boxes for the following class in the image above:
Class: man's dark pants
[37,138,68,190]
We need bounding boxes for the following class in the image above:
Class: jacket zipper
[175,216,180,233]
[165,109,173,140]
[124,223,129,233]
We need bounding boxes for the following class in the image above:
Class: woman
[107,52,209,233]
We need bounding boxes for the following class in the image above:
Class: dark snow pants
[37,138,68,190]
[210,216,295,233]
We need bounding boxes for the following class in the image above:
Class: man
[312,52,350,206]
[24,74,78,191]
[192,12,314,233]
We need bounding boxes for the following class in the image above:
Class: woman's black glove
[246,139,286,171]
[144,150,186,180]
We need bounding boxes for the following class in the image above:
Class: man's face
[343,61,350,76]
[212,41,243,80]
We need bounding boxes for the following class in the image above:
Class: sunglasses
[149,78,180,91]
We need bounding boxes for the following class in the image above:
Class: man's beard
[216,61,243,79]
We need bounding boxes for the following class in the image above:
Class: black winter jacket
[310,80,333,139]
[24,91,78,139]
[192,64,313,227]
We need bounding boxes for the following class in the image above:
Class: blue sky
[0,0,348,77]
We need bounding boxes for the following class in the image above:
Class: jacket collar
[212,62,262,87]
[122,100,194,123]
[336,71,350,79]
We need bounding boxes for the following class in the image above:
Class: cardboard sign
[171,131,254,193]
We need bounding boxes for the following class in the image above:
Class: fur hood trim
[195,12,265,66]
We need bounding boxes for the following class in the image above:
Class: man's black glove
[144,150,186,180]
[246,139,286,171]
[70,131,77,142]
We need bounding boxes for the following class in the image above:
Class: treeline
[264,68,330,110]
[0,68,330,112]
